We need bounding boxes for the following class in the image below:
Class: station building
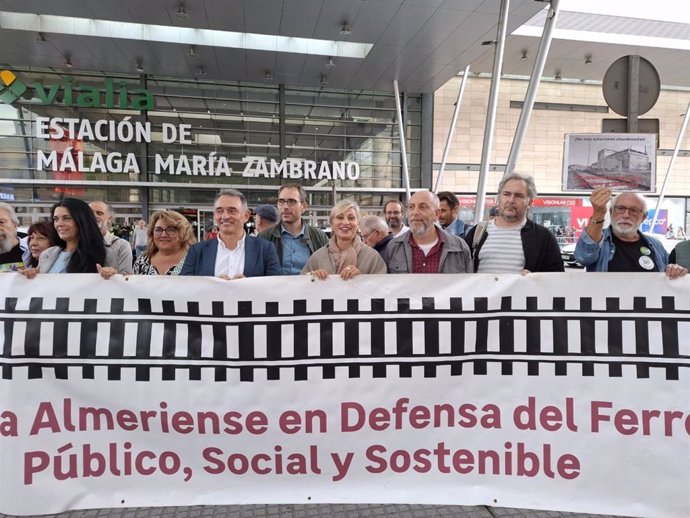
[1,1,689,236]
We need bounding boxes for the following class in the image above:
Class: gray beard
[410,221,432,237]
[0,235,15,254]
[611,221,640,240]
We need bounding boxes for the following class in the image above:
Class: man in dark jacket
[257,183,328,275]
[465,173,564,273]
[181,189,281,278]
[360,215,393,259]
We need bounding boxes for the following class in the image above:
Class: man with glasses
[89,200,133,274]
[575,187,687,278]
[383,199,409,238]
[181,189,280,278]
[258,183,328,275]
[359,215,393,259]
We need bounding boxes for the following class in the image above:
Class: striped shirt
[477,220,526,273]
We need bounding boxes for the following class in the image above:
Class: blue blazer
[180,236,281,277]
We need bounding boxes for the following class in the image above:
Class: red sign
[570,206,594,237]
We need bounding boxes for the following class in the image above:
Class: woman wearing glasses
[303,199,386,280]
[133,210,195,276]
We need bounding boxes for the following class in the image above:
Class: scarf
[327,234,362,273]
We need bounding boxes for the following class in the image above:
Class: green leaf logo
[0,70,27,104]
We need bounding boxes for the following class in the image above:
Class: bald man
[385,190,471,274]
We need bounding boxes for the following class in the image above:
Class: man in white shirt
[465,173,563,273]
[180,189,280,277]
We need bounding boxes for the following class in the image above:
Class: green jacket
[257,220,329,263]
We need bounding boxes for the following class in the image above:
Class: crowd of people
[0,174,688,281]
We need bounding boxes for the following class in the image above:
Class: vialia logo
[0,70,153,110]
[0,70,27,104]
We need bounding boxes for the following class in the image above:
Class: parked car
[560,242,583,268]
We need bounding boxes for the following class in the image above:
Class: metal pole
[504,0,560,177]
[393,79,411,204]
[651,100,690,233]
[474,0,510,224]
[433,65,470,194]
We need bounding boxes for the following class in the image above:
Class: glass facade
[0,68,424,226]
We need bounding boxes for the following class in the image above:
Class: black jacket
[465,219,564,273]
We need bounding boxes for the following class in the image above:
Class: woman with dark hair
[22,198,118,278]
[24,221,55,268]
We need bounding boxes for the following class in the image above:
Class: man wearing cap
[253,204,279,234]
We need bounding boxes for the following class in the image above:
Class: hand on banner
[340,265,361,280]
[217,274,246,280]
[19,267,39,279]
[665,263,687,279]
[309,269,330,281]
[96,264,118,280]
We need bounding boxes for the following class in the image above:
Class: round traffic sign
[602,55,660,117]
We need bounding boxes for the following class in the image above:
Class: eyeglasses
[613,205,643,217]
[153,227,178,236]
[277,198,302,207]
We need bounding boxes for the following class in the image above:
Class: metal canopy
[0,0,543,93]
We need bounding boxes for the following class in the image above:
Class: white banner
[0,273,688,517]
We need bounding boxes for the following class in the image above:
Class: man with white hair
[385,190,471,274]
[575,187,686,279]
[0,202,25,272]
[359,214,393,259]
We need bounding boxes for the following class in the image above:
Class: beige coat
[302,243,387,275]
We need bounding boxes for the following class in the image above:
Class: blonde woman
[133,210,195,276]
[302,199,386,280]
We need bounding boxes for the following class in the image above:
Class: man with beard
[465,174,563,273]
[383,199,409,238]
[437,191,467,238]
[0,202,25,272]
[575,187,686,279]
[258,183,328,275]
[89,201,133,274]
[385,190,471,274]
